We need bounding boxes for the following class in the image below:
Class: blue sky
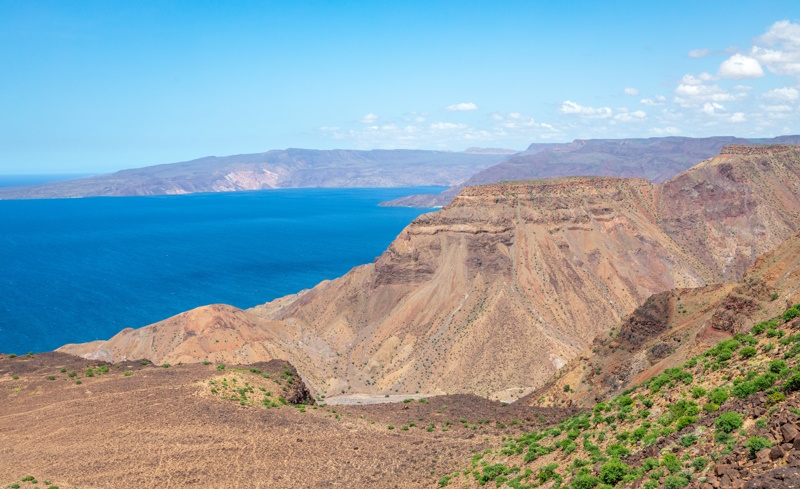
[1,1,800,173]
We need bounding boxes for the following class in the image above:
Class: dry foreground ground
[0,353,575,488]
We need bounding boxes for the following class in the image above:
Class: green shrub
[572,474,601,489]
[770,359,787,373]
[537,463,560,483]
[661,453,682,473]
[631,427,647,441]
[437,474,454,487]
[216,364,226,371]
[784,373,800,392]
[752,322,767,335]
[679,434,697,447]
[691,387,707,399]
[663,474,689,489]
[703,403,720,413]
[691,457,708,471]
[123,371,132,377]
[739,346,757,359]
[768,392,786,405]
[600,459,628,485]
[715,412,743,433]
[616,395,634,407]
[477,464,513,485]
[642,458,659,471]
[606,443,629,458]
[783,307,800,322]
[676,416,697,431]
[745,436,773,458]
[708,387,729,404]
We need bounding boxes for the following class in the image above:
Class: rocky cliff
[526,227,800,408]
[58,146,800,400]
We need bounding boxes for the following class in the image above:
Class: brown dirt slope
[0,352,575,488]
[59,146,800,400]
[437,303,800,488]
[527,228,800,408]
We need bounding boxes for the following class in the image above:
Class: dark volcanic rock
[744,467,800,489]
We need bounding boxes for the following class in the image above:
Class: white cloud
[703,102,725,115]
[762,104,794,112]
[640,95,666,106]
[491,113,504,121]
[756,19,800,46]
[730,112,747,122]
[501,113,537,128]
[559,100,613,118]
[650,126,680,135]
[431,122,468,130]
[624,88,639,95]
[360,113,378,123]
[718,54,764,79]
[614,110,647,122]
[762,86,799,101]
[688,48,712,58]
[750,21,800,77]
[674,74,741,106]
[445,102,478,112]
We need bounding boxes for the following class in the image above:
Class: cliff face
[660,145,800,282]
[526,228,800,408]
[59,146,800,400]
[253,177,707,398]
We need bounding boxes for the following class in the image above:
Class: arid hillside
[441,299,800,489]
[0,353,578,488]
[527,228,800,409]
[59,146,800,400]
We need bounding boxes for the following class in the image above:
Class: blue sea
[0,187,442,354]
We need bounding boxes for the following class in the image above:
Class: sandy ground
[0,353,577,488]
[324,394,429,405]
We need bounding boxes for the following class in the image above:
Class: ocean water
[0,187,443,354]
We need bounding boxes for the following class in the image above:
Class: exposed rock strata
[60,146,800,399]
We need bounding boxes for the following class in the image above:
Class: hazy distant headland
[0,148,512,200]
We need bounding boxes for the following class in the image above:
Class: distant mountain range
[5,136,800,203]
[380,135,800,207]
[0,149,511,199]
